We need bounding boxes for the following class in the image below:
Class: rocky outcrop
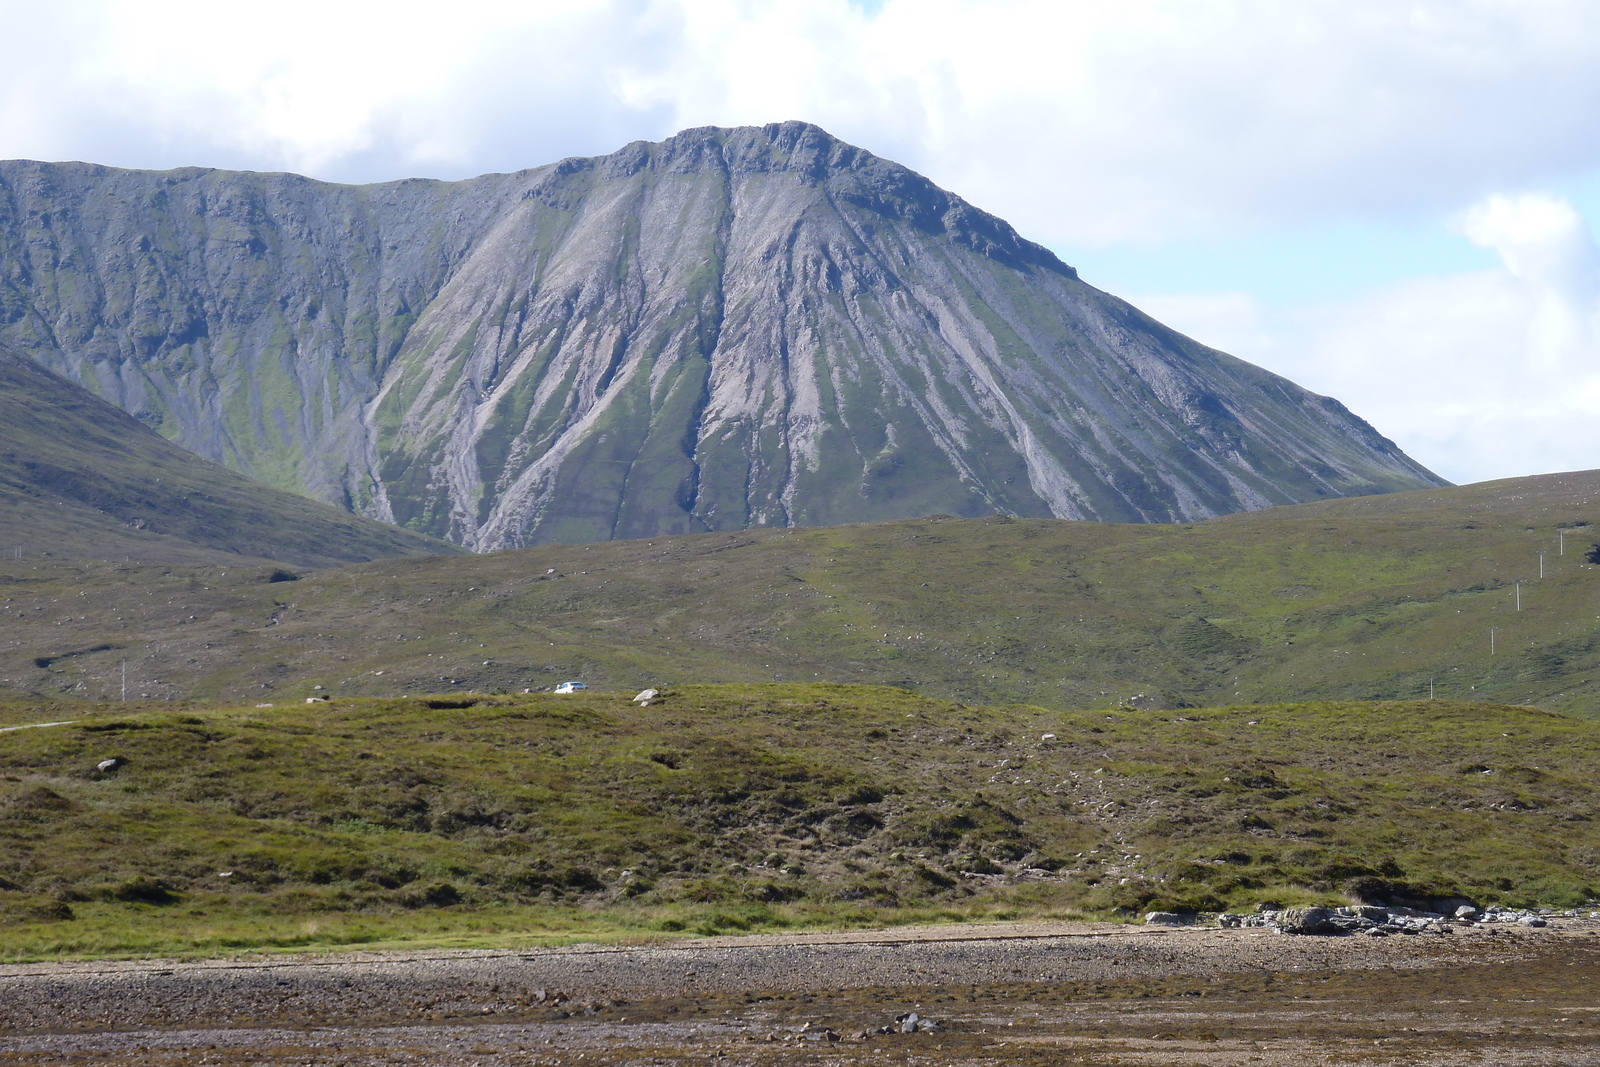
[0,123,1446,549]
[1200,903,1577,936]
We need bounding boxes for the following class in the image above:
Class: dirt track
[4,920,1600,1065]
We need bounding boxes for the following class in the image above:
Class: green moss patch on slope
[0,343,460,566]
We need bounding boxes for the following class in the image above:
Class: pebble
[4,919,1591,1041]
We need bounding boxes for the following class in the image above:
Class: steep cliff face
[0,123,1444,549]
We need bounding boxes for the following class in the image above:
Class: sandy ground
[4,919,1600,1065]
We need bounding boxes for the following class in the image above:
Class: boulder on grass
[1144,911,1189,926]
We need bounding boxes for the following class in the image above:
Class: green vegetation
[3,468,1600,714]
[0,684,1596,960]
[0,344,460,567]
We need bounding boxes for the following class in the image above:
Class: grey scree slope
[0,122,1444,550]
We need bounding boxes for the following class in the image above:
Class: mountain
[0,123,1443,550]
[0,467,1594,713]
[0,342,459,566]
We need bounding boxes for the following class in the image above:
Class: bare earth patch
[4,919,1600,1064]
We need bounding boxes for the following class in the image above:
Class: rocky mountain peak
[0,126,1443,550]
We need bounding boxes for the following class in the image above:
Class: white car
[554,681,587,694]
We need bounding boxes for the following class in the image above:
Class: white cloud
[605,0,1600,244]
[1140,192,1600,484]
[1457,193,1600,370]
[1,0,679,178]
[8,1,1600,246]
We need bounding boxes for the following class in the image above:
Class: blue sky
[5,0,1600,485]
[1061,219,1501,310]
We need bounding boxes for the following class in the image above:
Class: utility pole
[1560,529,1566,556]
[1539,551,1546,578]
[1516,582,1522,611]
[1429,678,1435,699]
[1491,627,1496,655]
[121,659,126,702]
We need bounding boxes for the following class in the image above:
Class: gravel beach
[4,919,1600,1065]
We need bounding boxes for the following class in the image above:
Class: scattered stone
[1249,905,1385,935]
[95,756,126,773]
[795,1023,841,1043]
[633,689,659,705]
[1469,906,1560,928]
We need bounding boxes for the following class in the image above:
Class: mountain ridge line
[0,121,1442,550]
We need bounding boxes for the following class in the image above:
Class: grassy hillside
[0,343,461,567]
[1,468,1598,714]
[0,685,1594,959]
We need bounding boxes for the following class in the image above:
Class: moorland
[1,684,1595,960]
[5,440,1600,961]
[3,469,1600,714]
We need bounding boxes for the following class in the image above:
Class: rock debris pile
[1152,903,1595,936]
[764,1013,942,1044]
